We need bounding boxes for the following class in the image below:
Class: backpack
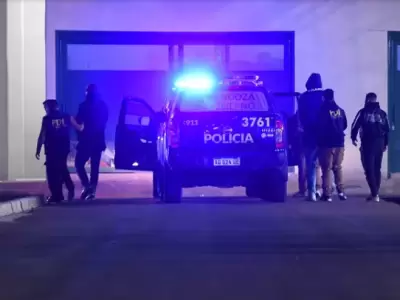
[361,108,386,139]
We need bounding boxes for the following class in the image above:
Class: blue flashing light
[173,72,216,92]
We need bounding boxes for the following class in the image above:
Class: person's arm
[70,116,84,131]
[316,107,326,141]
[75,103,85,125]
[351,109,363,143]
[35,118,46,159]
[382,110,390,148]
[297,95,306,130]
[99,101,109,130]
[342,109,348,131]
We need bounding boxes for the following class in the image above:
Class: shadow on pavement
[48,197,283,206]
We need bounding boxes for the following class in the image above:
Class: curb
[0,196,44,218]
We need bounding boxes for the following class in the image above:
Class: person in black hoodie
[351,92,390,202]
[317,89,348,202]
[298,73,324,201]
[75,84,109,201]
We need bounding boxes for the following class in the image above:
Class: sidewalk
[1,172,398,199]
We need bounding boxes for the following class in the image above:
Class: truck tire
[162,167,182,203]
[152,168,162,199]
[260,180,287,202]
[245,184,259,198]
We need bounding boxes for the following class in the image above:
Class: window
[67,45,169,71]
[183,45,225,68]
[229,45,284,71]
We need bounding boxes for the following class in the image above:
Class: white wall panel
[45,0,400,175]
[0,0,7,180]
[8,0,45,179]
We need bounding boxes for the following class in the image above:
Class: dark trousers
[361,142,384,197]
[75,148,102,190]
[46,153,74,199]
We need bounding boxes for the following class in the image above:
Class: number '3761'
[241,117,271,127]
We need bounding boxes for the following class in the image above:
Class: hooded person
[316,89,348,202]
[351,92,390,202]
[75,84,109,200]
[297,73,324,201]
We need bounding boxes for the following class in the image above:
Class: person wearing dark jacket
[297,73,324,201]
[317,89,348,202]
[288,111,322,197]
[351,92,390,202]
[75,84,109,200]
[35,100,81,202]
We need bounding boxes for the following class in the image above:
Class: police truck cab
[114,73,294,203]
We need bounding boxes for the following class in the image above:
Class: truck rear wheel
[260,180,287,202]
[245,184,260,198]
[162,167,182,203]
[152,167,162,199]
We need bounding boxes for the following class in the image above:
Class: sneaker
[315,189,322,199]
[372,195,380,202]
[293,191,306,198]
[80,187,90,200]
[321,195,332,202]
[84,186,96,201]
[338,192,347,201]
[366,195,373,201]
[85,192,95,201]
[46,196,63,204]
[308,193,317,202]
[67,189,75,201]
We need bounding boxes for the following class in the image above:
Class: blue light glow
[174,72,216,92]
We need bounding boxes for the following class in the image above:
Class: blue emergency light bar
[220,74,263,87]
[173,72,263,93]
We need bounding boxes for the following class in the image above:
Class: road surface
[1,196,400,300]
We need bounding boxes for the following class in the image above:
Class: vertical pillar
[0,1,8,180]
[7,0,46,179]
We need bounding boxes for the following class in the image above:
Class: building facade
[2,0,400,179]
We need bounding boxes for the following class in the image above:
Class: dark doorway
[55,31,295,172]
[388,32,400,177]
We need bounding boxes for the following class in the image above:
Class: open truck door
[114,97,158,171]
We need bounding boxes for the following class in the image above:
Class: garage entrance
[55,31,295,172]
[388,32,400,177]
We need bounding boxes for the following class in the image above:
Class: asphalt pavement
[1,193,400,300]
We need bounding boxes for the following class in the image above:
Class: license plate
[213,158,240,166]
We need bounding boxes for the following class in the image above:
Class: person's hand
[352,140,358,147]
[79,124,84,132]
[35,153,40,160]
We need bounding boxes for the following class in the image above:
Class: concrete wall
[7,0,46,179]
[0,0,8,180]
[32,1,399,178]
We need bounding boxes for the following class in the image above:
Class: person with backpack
[316,89,348,202]
[351,92,390,202]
